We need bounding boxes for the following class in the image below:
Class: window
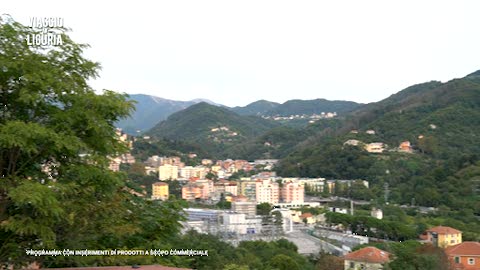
[349,262,354,268]
[451,240,456,244]
[454,257,460,263]
[468,258,475,265]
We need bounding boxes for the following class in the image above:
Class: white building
[220,212,262,235]
[371,208,383,220]
[179,166,196,179]
[255,179,279,204]
[158,164,178,180]
[365,143,386,153]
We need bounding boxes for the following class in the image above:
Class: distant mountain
[117,94,361,134]
[189,98,225,107]
[231,100,280,115]
[116,94,220,134]
[147,102,280,158]
[230,98,361,116]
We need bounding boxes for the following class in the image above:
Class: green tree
[0,16,184,268]
[315,252,343,270]
[269,254,300,270]
[257,202,272,215]
[206,171,218,181]
[217,193,231,209]
[223,264,249,270]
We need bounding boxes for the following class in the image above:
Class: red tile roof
[427,226,462,234]
[445,242,480,256]
[419,233,429,240]
[153,182,168,186]
[43,266,191,270]
[300,213,313,219]
[344,247,391,264]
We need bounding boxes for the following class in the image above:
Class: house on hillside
[344,139,362,146]
[421,226,462,248]
[445,241,480,270]
[370,208,383,220]
[364,143,386,153]
[398,141,413,153]
[344,246,390,270]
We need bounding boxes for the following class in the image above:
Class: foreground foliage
[0,16,184,267]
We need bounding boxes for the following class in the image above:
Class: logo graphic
[26,17,64,46]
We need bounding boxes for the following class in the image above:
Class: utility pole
[384,183,389,204]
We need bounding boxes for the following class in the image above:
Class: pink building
[181,183,202,201]
[197,179,214,199]
[182,180,213,201]
[225,182,238,196]
[281,181,304,203]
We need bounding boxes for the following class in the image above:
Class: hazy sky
[4,1,480,106]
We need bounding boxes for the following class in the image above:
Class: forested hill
[344,71,480,157]
[276,71,480,217]
[231,98,361,116]
[147,102,280,158]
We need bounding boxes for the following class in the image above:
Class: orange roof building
[423,226,462,248]
[445,242,480,270]
[344,247,390,270]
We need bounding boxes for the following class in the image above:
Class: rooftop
[427,226,462,234]
[445,242,480,256]
[300,213,313,219]
[153,182,168,186]
[344,246,390,264]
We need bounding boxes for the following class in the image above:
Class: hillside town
[262,112,337,124]
[107,128,480,270]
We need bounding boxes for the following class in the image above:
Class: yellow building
[152,182,169,201]
[425,226,462,248]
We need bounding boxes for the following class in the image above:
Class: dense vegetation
[163,232,315,270]
[131,137,211,161]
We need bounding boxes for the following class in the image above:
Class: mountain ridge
[147,102,280,158]
[117,94,361,134]
[231,98,361,116]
